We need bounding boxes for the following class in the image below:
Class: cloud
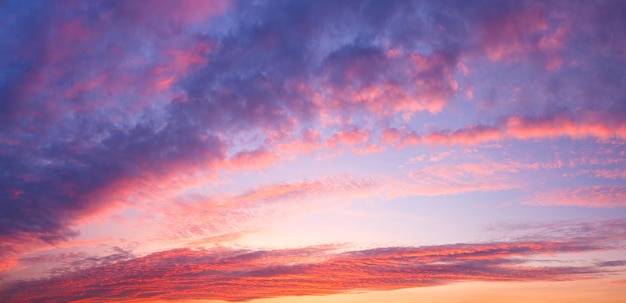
[2,0,626,279]
[525,185,626,208]
[0,0,237,272]
[399,159,533,196]
[485,218,626,243]
[275,129,323,155]
[597,260,626,267]
[1,236,618,302]
[18,246,134,277]
[504,113,626,140]
[388,111,626,147]
[326,128,371,150]
[591,169,626,179]
[422,125,502,145]
[380,127,421,148]
[154,175,381,241]
[476,4,551,62]
[228,149,280,171]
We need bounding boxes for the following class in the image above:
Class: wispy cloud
[525,186,626,208]
[1,237,617,302]
[154,176,380,240]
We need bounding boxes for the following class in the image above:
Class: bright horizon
[1,0,625,302]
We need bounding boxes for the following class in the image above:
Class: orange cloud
[1,237,617,302]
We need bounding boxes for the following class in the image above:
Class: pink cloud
[380,112,626,149]
[401,160,526,196]
[348,82,449,115]
[478,8,551,62]
[1,237,615,302]
[438,112,626,145]
[354,144,385,155]
[505,114,626,140]
[0,141,232,273]
[401,154,611,199]
[151,176,380,241]
[228,149,280,171]
[467,2,578,71]
[592,169,626,179]
[126,0,230,24]
[315,46,458,126]
[380,127,420,148]
[525,186,626,208]
[0,255,18,273]
[326,128,371,150]
[150,43,213,90]
[276,129,323,154]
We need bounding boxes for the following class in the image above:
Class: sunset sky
[1,0,626,302]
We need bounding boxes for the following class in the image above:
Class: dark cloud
[0,1,231,270]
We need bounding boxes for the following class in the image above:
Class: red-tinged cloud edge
[1,235,622,303]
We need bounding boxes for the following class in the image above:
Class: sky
[0,0,625,302]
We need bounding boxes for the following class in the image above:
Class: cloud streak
[1,237,616,302]
[388,112,626,148]
[525,186,626,208]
